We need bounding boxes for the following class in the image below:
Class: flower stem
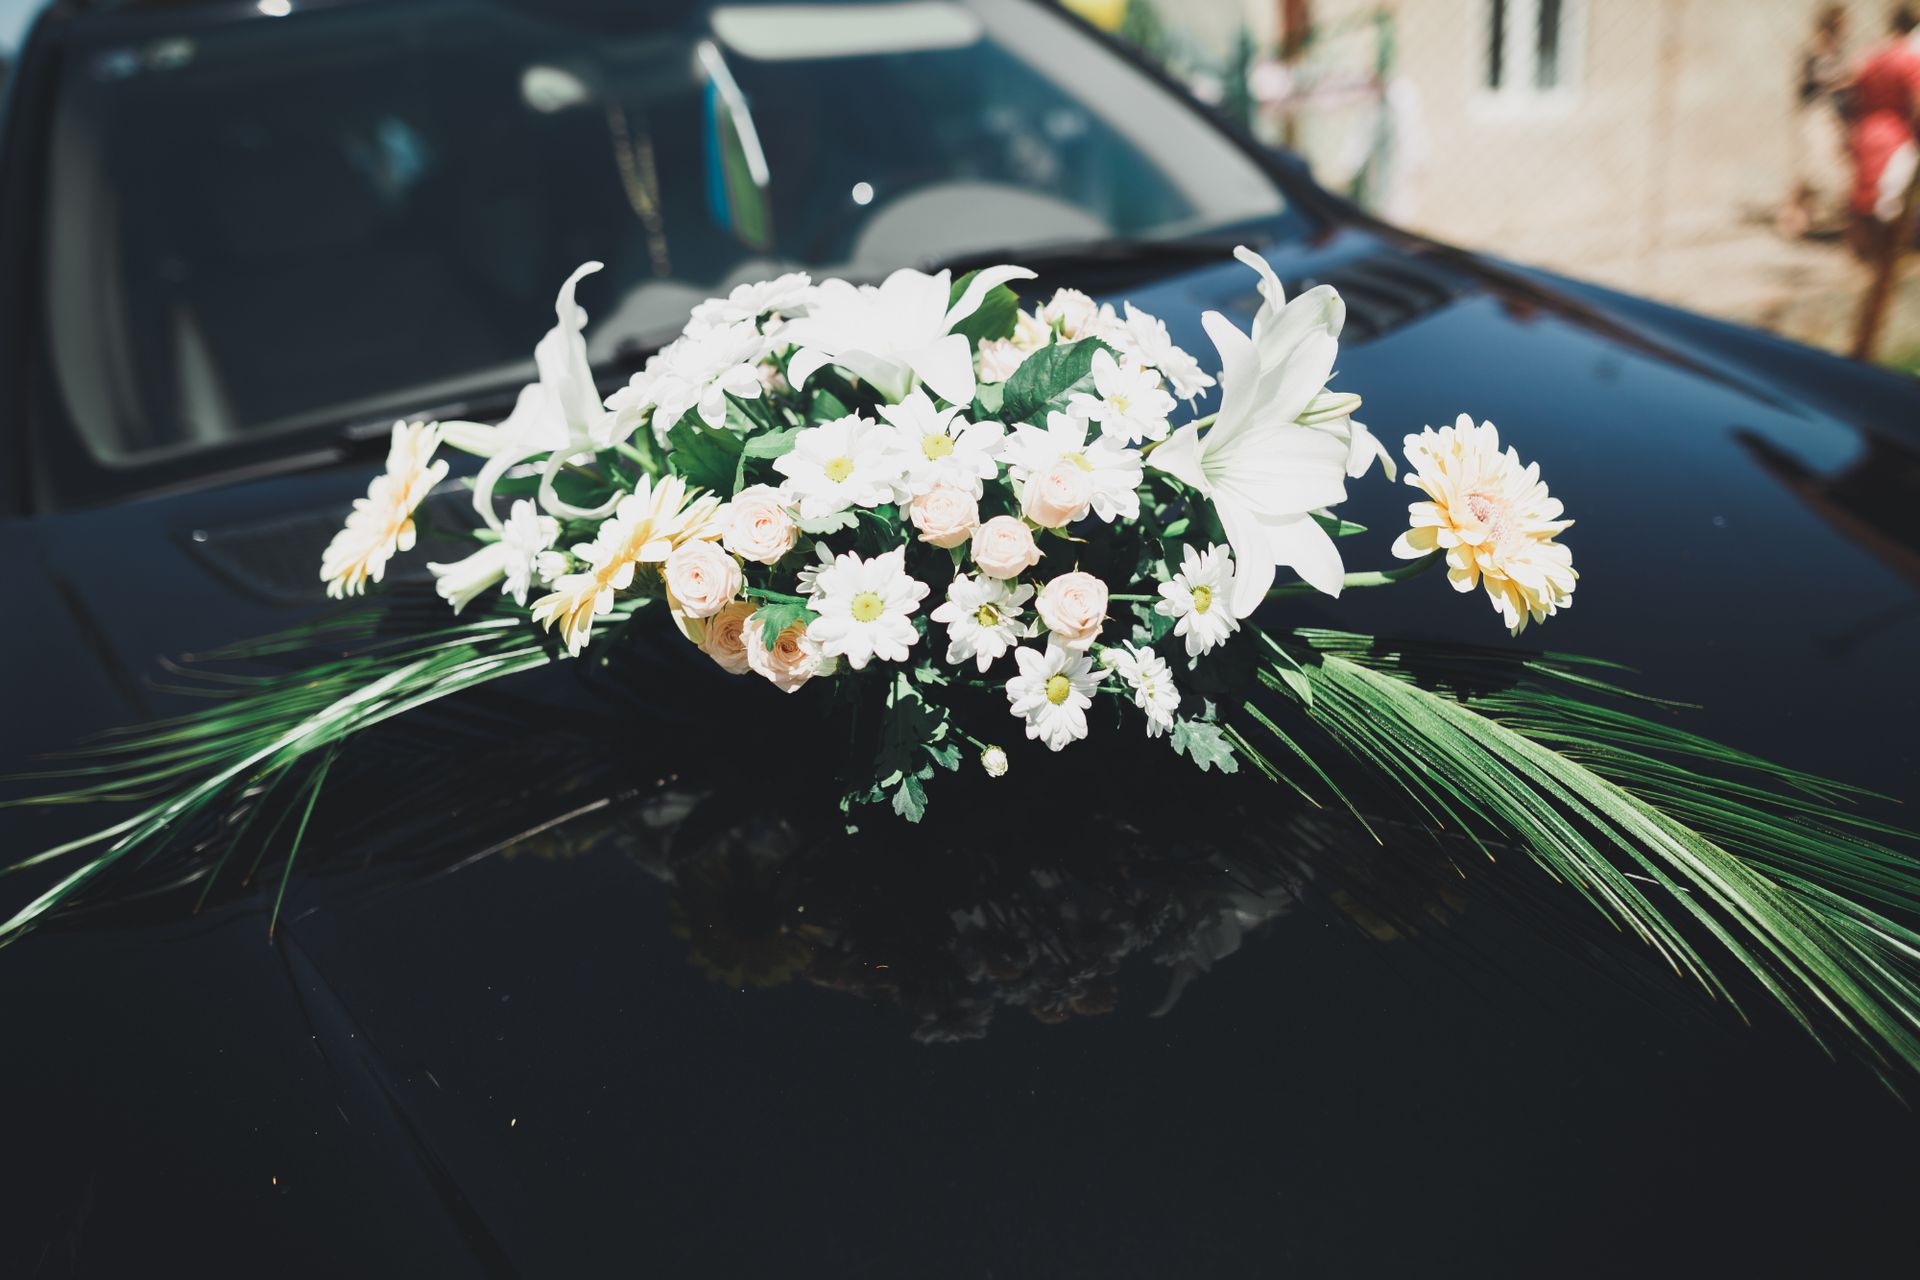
[1265,549,1444,600]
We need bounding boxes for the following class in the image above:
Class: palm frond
[1238,627,1920,1082]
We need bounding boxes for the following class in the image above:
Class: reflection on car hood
[4,225,1919,1274]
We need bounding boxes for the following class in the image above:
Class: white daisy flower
[1154,543,1242,658]
[930,573,1034,673]
[807,545,930,669]
[605,318,769,442]
[794,540,836,600]
[877,387,1006,498]
[1001,410,1144,523]
[1066,349,1176,446]
[1004,642,1105,752]
[1106,643,1180,737]
[686,272,812,329]
[771,414,906,520]
[1100,301,1214,401]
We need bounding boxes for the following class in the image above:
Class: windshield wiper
[924,233,1258,281]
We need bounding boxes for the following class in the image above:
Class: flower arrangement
[318,252,1573,818]
[9,251,1920,1086]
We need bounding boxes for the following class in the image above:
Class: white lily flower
[1231,246,1392,481]
[1148,309,1349,614]
[461,262,622,530]
[781,264,1035,406]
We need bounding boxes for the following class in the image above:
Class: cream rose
[697,599,755,674]
[1020,460,1093,529]
[910,485,980,549]
[970,515,1042,580]
[1036,571,1108,652]
[975,338,1029,383]
[747,617,836,693]
[664,540,743,619]
[1039,288,1102,340]
[721,485,798,565]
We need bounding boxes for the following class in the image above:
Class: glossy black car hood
[4,227,1918,1276]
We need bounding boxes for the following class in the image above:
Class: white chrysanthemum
[1391,415,1577,636]
[1106,643,1180,737]
[807,545,930,669]
[529,473,724,656]
[606,318,768,442]
[794,540,836,600]
[320,421,449,599]
[1100,302,1214,400]
[930,573,1034,673]
[425,498,558,614]
[499,500,561,605]
[686,272,811,329]
[1067,349,1176,446]
[1004,643,1104,752]
[1154,543,1242,658]
[771,414,906,519]
[878,388,1006,498]
[1001,411,1143,523]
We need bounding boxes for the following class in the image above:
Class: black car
[2,1,1918,1275]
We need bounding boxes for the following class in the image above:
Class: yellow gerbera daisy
[530,472,724,655]
[319,421,449,599]
[1390,414,1576,635]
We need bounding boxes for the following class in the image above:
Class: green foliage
[844,674,962,823]
[946,270,1021,349]
[1311,514,1368,539]
[1241,627,1920,1084]
[1169,718,1240,774]
[1000,338,1112,424]
[749,599,818,649]
[665,413,745,496]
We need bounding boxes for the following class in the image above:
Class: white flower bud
[980,745,1009,778]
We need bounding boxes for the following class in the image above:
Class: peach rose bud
[721,485,799,565]
[1036,571,1108,651]
[697,599,756,674]
[747,617,836,693]
[1021,459,1093,529]
[664,540,743,619]
[910,485,980,549]
[971,514,1043,580]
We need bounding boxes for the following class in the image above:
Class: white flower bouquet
[9,252,1920,1084]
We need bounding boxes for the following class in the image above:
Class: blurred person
[1844,6,1920,261]
[1780,5,1850,238]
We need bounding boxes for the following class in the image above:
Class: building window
[1482,0,1583,101]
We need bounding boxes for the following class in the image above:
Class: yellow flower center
[920,434,955,460]
[1110,394,1130,415]
[1045,673,1073,705]
[975,604,1001,627]
[850,591,885,623]
[1066,452,1094,472]
[824,456,856,483]
[1191,585,1213,614]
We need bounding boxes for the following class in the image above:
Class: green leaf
[742,427,802,459]
[890,772,929,822]
[749,600,818,648]
[1311,514,1369,539]
[666,414,746,496]
[947,271,1020,348]
[808,388,852,423]
[971,382,1006,419]
[1000,338,1112,424]
[1170,718,1241,773]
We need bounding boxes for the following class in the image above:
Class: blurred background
[1065,0,1920,370]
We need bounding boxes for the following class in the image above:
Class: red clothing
[1847,41,1920,215]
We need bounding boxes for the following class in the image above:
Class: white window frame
[1472,0,1587,118]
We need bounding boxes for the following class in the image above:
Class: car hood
[3,226,1918,1274]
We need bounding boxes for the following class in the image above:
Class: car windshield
[39,0,1288,467]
